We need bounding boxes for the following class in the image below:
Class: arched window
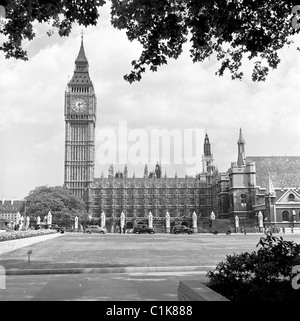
[241,194,247,211]
[288,194,295,201]
[282,210,289,221]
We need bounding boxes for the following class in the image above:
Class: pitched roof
[0,200,24,213]
[246,156,300,189]
[68,37,93,87]
[68,72,93,86]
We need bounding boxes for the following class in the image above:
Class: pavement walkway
[0,270,208,301]
[0,233,63,255]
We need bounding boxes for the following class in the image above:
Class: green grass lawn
[1,232,300,271]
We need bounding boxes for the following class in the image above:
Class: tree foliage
[0,0,299,82]
[20,186,86,225]
[111,0,300,82]
[0,0,104,60]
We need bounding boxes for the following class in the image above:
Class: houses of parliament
[63,38,300,232]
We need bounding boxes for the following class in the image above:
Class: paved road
[0,270,207,301]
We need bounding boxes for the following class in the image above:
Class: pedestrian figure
[282,227,285,234]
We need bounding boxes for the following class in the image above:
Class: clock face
[72,98,87,113]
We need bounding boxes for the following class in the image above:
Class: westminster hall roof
[246,156,300,189]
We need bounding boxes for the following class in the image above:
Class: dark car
[133,224,155,234]
[209,219,232,235]
[172,225,193,234]
[50,224,66,233]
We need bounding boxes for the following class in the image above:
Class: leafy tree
[0,0,300,82]
[20,186,86,226]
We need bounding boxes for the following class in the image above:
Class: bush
[0,229,58,242]
[207,234,300,301]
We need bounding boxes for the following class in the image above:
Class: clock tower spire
[64,36,97,199]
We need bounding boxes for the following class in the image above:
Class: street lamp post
[241,194,247,235]
[83,187,89,234]
[292,209,296,233]
[242,203,246,235]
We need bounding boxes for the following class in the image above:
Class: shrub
[207,234,300,301]
[0,229,58,242]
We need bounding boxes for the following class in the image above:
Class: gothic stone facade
[87,175,213,232]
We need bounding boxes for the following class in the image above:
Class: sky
[1,4,300,200]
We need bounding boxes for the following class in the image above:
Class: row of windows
[98,196,208,203]
[70,87,92,93]
[102,199,197,206]
[74,75,88,79]
[68,115,90,120]
[96,189,210,195]
[0,214,16,219]
[282,210,300,221]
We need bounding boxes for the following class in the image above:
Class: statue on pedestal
[148,211,153,228]
[101,211,106,228]
[165,211,170,233]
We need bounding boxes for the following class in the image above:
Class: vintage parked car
[35,224,65,233]
[85,225,107,234]
[172,225,193,234]
[133,224,155,234]
[50,224,66,233]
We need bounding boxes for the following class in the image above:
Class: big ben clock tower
[64,36,96,199]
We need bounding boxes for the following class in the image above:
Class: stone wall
[177,280,229,301]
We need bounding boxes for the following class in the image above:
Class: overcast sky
[1,4,300,200]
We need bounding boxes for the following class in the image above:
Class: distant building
[213,130,300,230]
[249,157,300,229]
[0,198,24,227]
[88,163,214,232]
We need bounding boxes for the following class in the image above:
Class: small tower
[237,128,246,167]
[155,162,162,179]
[124,164,128,179]
[265,173,276,224]
[202,132,214,174]
[144,164,148,179]
[228,128,256,221]
[108,164,114,179]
